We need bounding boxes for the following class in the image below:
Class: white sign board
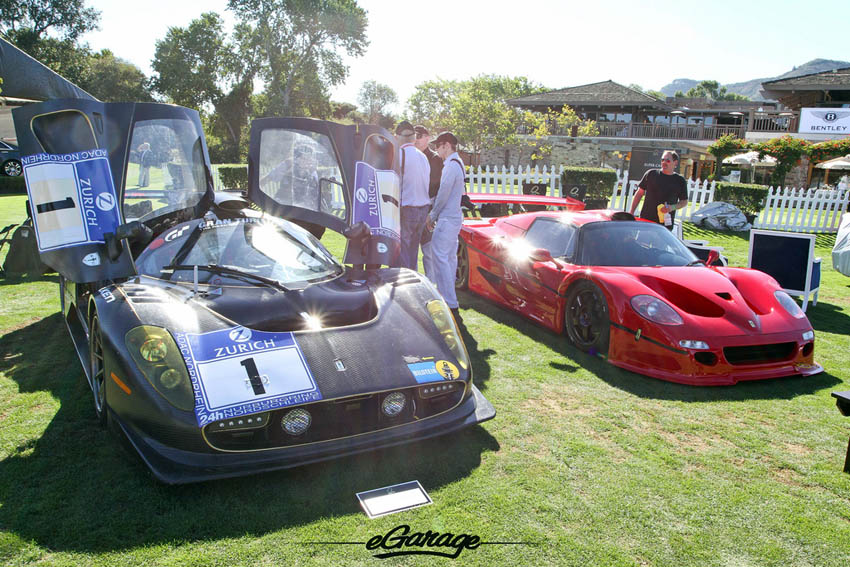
[799,108,850,134]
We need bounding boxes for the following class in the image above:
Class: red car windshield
[578,222,698,267]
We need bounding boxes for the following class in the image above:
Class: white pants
[430,216,462,308]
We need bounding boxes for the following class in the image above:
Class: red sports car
[457,201,823,385]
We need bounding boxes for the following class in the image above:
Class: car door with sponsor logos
[12,100,214,283]
[247,118,401,267]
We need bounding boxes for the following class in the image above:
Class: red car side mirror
[707,249,720,266]
[529,248,554,263]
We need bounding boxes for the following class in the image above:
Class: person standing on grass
[415,124,443,279]
[426,131,464,318]
[396,121,431,270]
[628,150,689,230]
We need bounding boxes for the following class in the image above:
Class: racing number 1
[240,358,266,395]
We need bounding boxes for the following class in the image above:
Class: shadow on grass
[455,297,496,394]
[459,289,841,402]
[806,300,850,336]
[0,314,499,553]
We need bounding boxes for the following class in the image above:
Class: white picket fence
[466,164,565,196]
[210,163,850,233]
[609,171,850,233]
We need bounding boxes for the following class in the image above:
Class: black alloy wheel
[89,313,108,426]
[565,281,610,356]
[456,240,469,290]
[3,160,22,177]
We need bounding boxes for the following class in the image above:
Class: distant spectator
[137,142,152,187]
[415,125,443,278]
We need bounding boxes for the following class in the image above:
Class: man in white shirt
[395,121,431,270]
[426,131,464,317]
[415,124,442,279]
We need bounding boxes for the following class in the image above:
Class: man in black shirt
[628,150,689,230]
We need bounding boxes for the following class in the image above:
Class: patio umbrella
[723,151,776,182]
[723,151,777,166]
[814,155,850,187]
[814,154,850,170]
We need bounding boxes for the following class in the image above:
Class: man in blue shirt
[426,131,464,316]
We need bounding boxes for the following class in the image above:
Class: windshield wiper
[162,264,290,292]
[686,259,705,267]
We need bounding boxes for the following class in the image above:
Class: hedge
[714,182,769,216]
[560,167,618,206]
[217,165,248,191]
[0,176,27,195]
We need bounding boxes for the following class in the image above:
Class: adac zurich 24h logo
[228,327,253,343]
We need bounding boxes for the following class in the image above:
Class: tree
[152,12,230,110]
[81,50,154,102]
[151,12,257,162]
[357,80,397,124]
[406,74,596,165]
[684,80,749,101]
[227,0,368,117]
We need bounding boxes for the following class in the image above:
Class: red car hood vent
[633,269,753,320]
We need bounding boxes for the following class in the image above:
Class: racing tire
[2,159,22,177]
[456,240,469,290]
[89,312,108,427]
[565,280,610,356]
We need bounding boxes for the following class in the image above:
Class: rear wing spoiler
[465,192,585,218]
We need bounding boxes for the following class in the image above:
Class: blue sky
[83,0,848,111]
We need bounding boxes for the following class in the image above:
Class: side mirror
[342,221,370,242]
[529,248,554,263]
[104,221,153,262]
[706,249,720,266]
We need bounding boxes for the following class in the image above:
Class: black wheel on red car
[89,312,108,427]
[456,240,469,290]
[565,281,610,356]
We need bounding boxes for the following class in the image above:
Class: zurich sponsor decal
[174,326,322,427]
[23,148,121,252]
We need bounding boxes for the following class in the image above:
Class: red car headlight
[630,295,683,325]
[774,290,805,319]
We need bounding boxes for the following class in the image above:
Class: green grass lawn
[2,193,849,566]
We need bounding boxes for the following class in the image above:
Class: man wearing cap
[395,120,431,270]
[426,131,464,316]
[414,124,443,279]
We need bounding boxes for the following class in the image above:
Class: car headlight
[774,290,805,319]
[426,299,470,370]
[630,295,683,325]
[125,326,193,411]
[381,392,407,417]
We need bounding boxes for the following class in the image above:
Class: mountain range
[658,59,850,100]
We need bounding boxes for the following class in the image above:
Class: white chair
[748,229,821,312]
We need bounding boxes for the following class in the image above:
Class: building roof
[761,66,850,91]
[508,80,669,109]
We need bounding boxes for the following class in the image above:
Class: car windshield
[137,216,342,286]
[578,221,699,267]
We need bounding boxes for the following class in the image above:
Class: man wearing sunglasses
[628,150,688,230]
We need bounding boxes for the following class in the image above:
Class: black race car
[12,101,494,483]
